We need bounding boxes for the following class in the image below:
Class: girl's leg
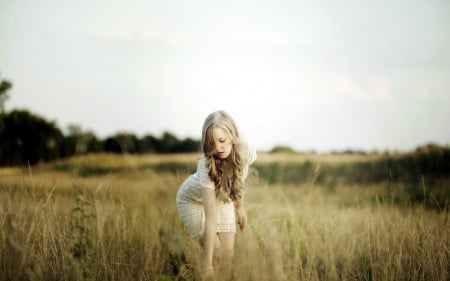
[217,232,236,268]
[200,234,222,267]
[213,235,222,268]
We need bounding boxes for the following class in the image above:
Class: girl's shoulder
[197,154,207,163]
[196,154,207,169]
[238,138,257,164]
[196,154,215,189]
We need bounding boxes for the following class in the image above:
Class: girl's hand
[235,206,248,230]
[200,265,214,281]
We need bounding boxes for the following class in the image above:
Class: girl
[176,110,257,278]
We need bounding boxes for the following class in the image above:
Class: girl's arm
[202,187,217,268]
[234,196,247,230]
[234,196,244,209]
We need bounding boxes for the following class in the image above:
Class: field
[0,153,449,281]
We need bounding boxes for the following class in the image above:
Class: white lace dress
[176,141,257,238]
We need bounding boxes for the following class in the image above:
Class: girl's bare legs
[199,235,220,280]
[212,235,222,268]
[217,233,236,272]
[200,233,235,279]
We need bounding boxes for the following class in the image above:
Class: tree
[104,137,122,153]
[139,134,161,153]
[270,145,296,154]
[104,132,139,153]
[159,132,179,153]
[0,77,12,134]
[173,137,200,153]
[62,124,101,156]
[0,110,64,166]
[0,78,12,114]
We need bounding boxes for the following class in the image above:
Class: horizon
[3,105,447,154]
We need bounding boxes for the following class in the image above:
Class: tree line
[0,78,200,167]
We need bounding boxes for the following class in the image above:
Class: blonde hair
[201,111,244,202]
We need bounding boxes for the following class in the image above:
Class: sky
[1,0,449,152]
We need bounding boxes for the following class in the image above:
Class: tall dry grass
[0,155,448,281]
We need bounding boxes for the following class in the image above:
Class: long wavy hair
[201,111,244,202]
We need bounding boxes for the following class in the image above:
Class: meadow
[0,152,448,281]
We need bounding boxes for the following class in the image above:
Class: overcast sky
[1,0,449,152]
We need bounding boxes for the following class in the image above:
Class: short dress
[176,141,257,238]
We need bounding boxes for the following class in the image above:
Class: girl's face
[212,127,233,159]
